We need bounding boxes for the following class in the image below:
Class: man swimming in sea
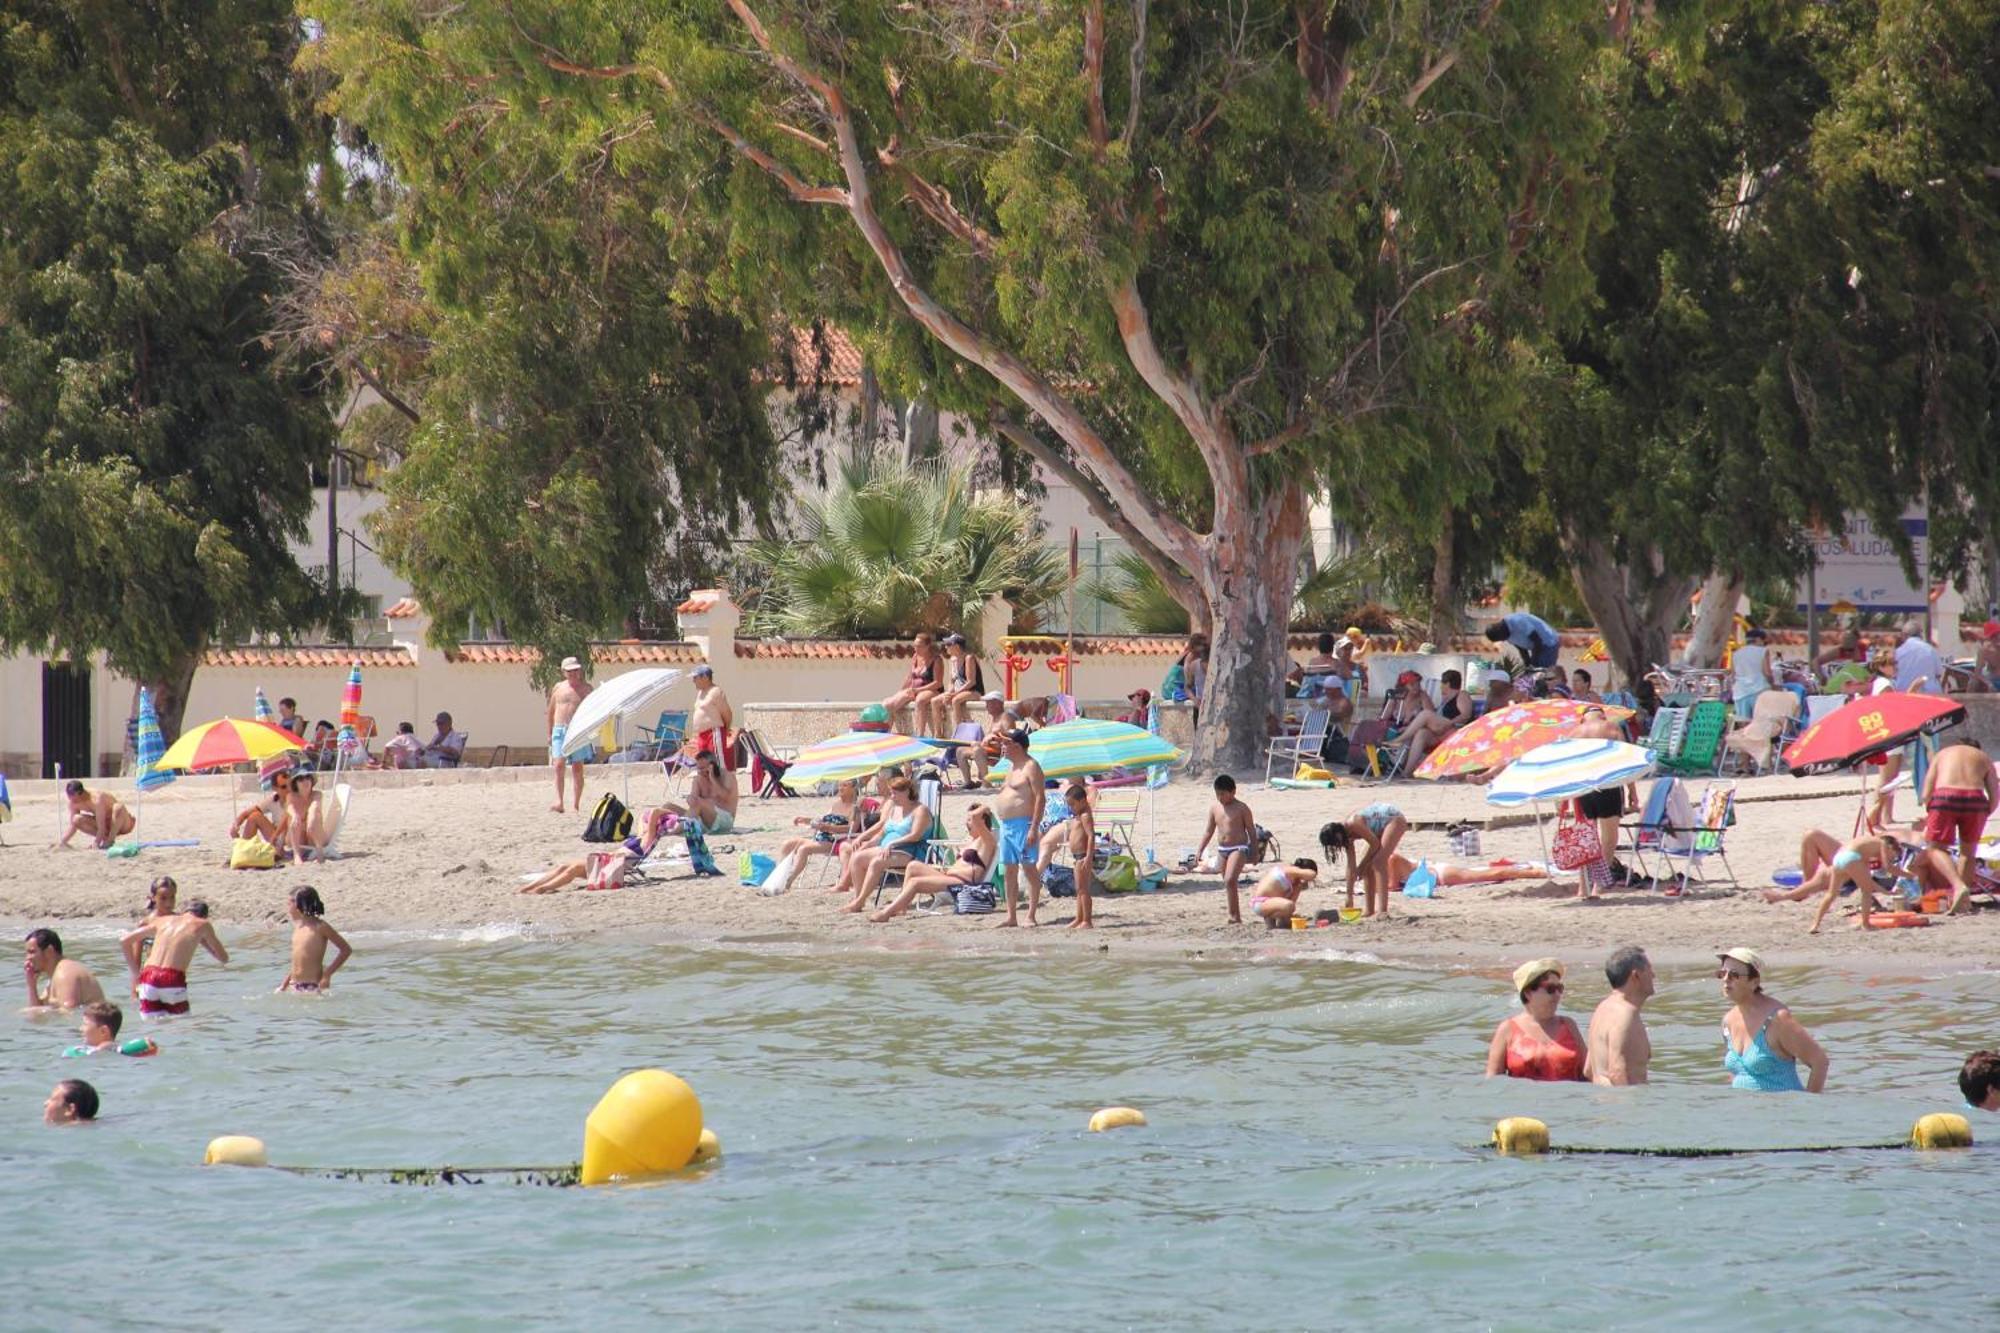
[120,901,228,1016]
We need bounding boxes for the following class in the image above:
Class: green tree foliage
[301,15,799,674]
[740,449,1063,643]
[310,0,1612,768]
[0,2,341,736]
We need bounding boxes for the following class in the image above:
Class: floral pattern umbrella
[1414,700,1635,780]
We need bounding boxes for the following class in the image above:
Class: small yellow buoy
[691,1127,722,1164]
[1910,1112,1973,1150]
[203,1135,269,1168]
[1492,1117,1550,1156]
[580,1070,704,1187]
[1088,1106,1146,1133]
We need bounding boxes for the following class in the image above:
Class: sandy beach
[5,763,1991,974]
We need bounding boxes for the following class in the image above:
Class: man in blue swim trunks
[992,729,1046,927]
[547,656,595,814]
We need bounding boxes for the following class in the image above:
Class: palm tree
[740,448,1064,643]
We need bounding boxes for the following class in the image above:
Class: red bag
[1550,802,1605,871]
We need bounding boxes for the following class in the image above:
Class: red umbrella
[1783,692,1965,776]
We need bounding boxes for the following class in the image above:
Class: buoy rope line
[269,1163,582,1187]
[1511,1141,1909,1158]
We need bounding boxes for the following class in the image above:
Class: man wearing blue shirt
[1484,613,1562,672]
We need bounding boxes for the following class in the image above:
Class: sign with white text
[1798,505,1929,613]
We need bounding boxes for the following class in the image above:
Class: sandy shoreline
[3,764,1992,974]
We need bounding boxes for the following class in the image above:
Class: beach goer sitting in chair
[282,771,333,864]
[55,781,135,849]
[518,839,648,894]
[383,721,422,769]
[759,780,866,895]
[1389,670,1471,776]
[421,713,466,768]
[836,777,932,913]
[870,805,997,921]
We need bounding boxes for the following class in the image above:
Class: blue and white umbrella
[1484,737,1654,808]
[134,688,175,793]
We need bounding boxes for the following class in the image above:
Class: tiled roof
[733,640,911,660]
[785,326,865,387]
[203,646,416,668]
[676,589,729,615]
[447,642,708,665]
[384,597,422,619]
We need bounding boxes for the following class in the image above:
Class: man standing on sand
[23,929,106,1010]
[119,902,227,1016]
[1586,945,1654,1085]
[687,664,734,760]
[992,729,1046,927]
[547,656,595,814]
[1919,741,1997,905]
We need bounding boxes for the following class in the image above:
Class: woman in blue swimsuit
[1718,947,1828,1092]
[1320,804,1407,919]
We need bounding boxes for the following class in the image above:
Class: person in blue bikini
[1319,803,1408,918]
[1805,833,1902,934]
[1718,947,1827,1092]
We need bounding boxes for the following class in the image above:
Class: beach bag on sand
[582,793,633,843]
[1402,861,1440,898]
[739,852,776,887]
[229,837,276,870]
[953,884,997,915]
[1550,803,1604,872]
[1044,865,1077,897]
[585,851,632,890]
[1099,854,1140,893]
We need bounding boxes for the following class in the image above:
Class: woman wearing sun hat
[1717,947,1827,1092]
[1484,958,1587,1081]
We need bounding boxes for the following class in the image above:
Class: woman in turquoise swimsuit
[1718,947,1828,1092]
[838,777,933,913]
[1320,804,1407,919]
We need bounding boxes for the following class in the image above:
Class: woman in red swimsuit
[1484,958,1588,1081]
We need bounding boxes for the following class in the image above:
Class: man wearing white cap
[547,655,595,814]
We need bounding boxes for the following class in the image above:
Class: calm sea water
[6,921,1993,1329]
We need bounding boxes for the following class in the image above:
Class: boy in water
[278,886,353,993]
[1192,774,1257,924]
[120,900,227,1015]
[1249,858,1320,927]
[44,1079,98,1125]
[64,1001,156,1057]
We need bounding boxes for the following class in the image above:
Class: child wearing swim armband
[1191,775,1256,924]
[63,1001,158,1058]
[279,887,352,993]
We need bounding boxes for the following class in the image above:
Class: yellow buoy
[580,1070,703,1187]
[203,1135,269,1168]
[1910,1112,1973,1150]
[1492,1117,1550,1156]
[1088,1106,1146,1133]
[691,1127,722,1164]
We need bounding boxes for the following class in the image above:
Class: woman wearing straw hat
[1717,947,1827,1092]
[1484,959,1587,1081]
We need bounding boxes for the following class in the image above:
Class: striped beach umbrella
[253,686,274,723]
[338,662,363,749]
[1414,700,1634,779]
[253,687,294,783]
[989,717,1182,780]
[781,731,943,788]
[158,717,305,773]
[1483,737,1655,807]
[134,688,175,793]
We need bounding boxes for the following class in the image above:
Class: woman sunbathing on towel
[870,806,997,922]
[1387,854,1550,890]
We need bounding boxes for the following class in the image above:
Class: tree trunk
[1428,513,1457,647]
[1190,484,1310,774]
[1683,571,1744,668]
[144,648,203,746]
[1563,534,1696,692]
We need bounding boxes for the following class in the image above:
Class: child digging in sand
[279,887,352,993]
[1191,774,1256,924]
[1250,859,1320,927]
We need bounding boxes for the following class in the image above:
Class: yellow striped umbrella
[157,717,306,772]
[781,731,943,787]
[989,718,1181,780]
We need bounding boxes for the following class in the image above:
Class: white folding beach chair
[1265,705,1331,783]
[317,783,354,860]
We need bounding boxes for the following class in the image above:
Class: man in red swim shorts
[120,901,228,1016]
[1919,742,1997,898]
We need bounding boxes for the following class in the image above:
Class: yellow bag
[1295,764,1334,783]
[229,836,276,870]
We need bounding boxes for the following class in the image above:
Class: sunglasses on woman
[1536,981,1565,995]
[1716,968,1754,980]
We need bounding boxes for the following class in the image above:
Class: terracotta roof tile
[202,646,416,669]
[676,589,728,614]
[445,642,706,666]
[733,640,910,660]
[383,597,422,619]
[785,326,865,387]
